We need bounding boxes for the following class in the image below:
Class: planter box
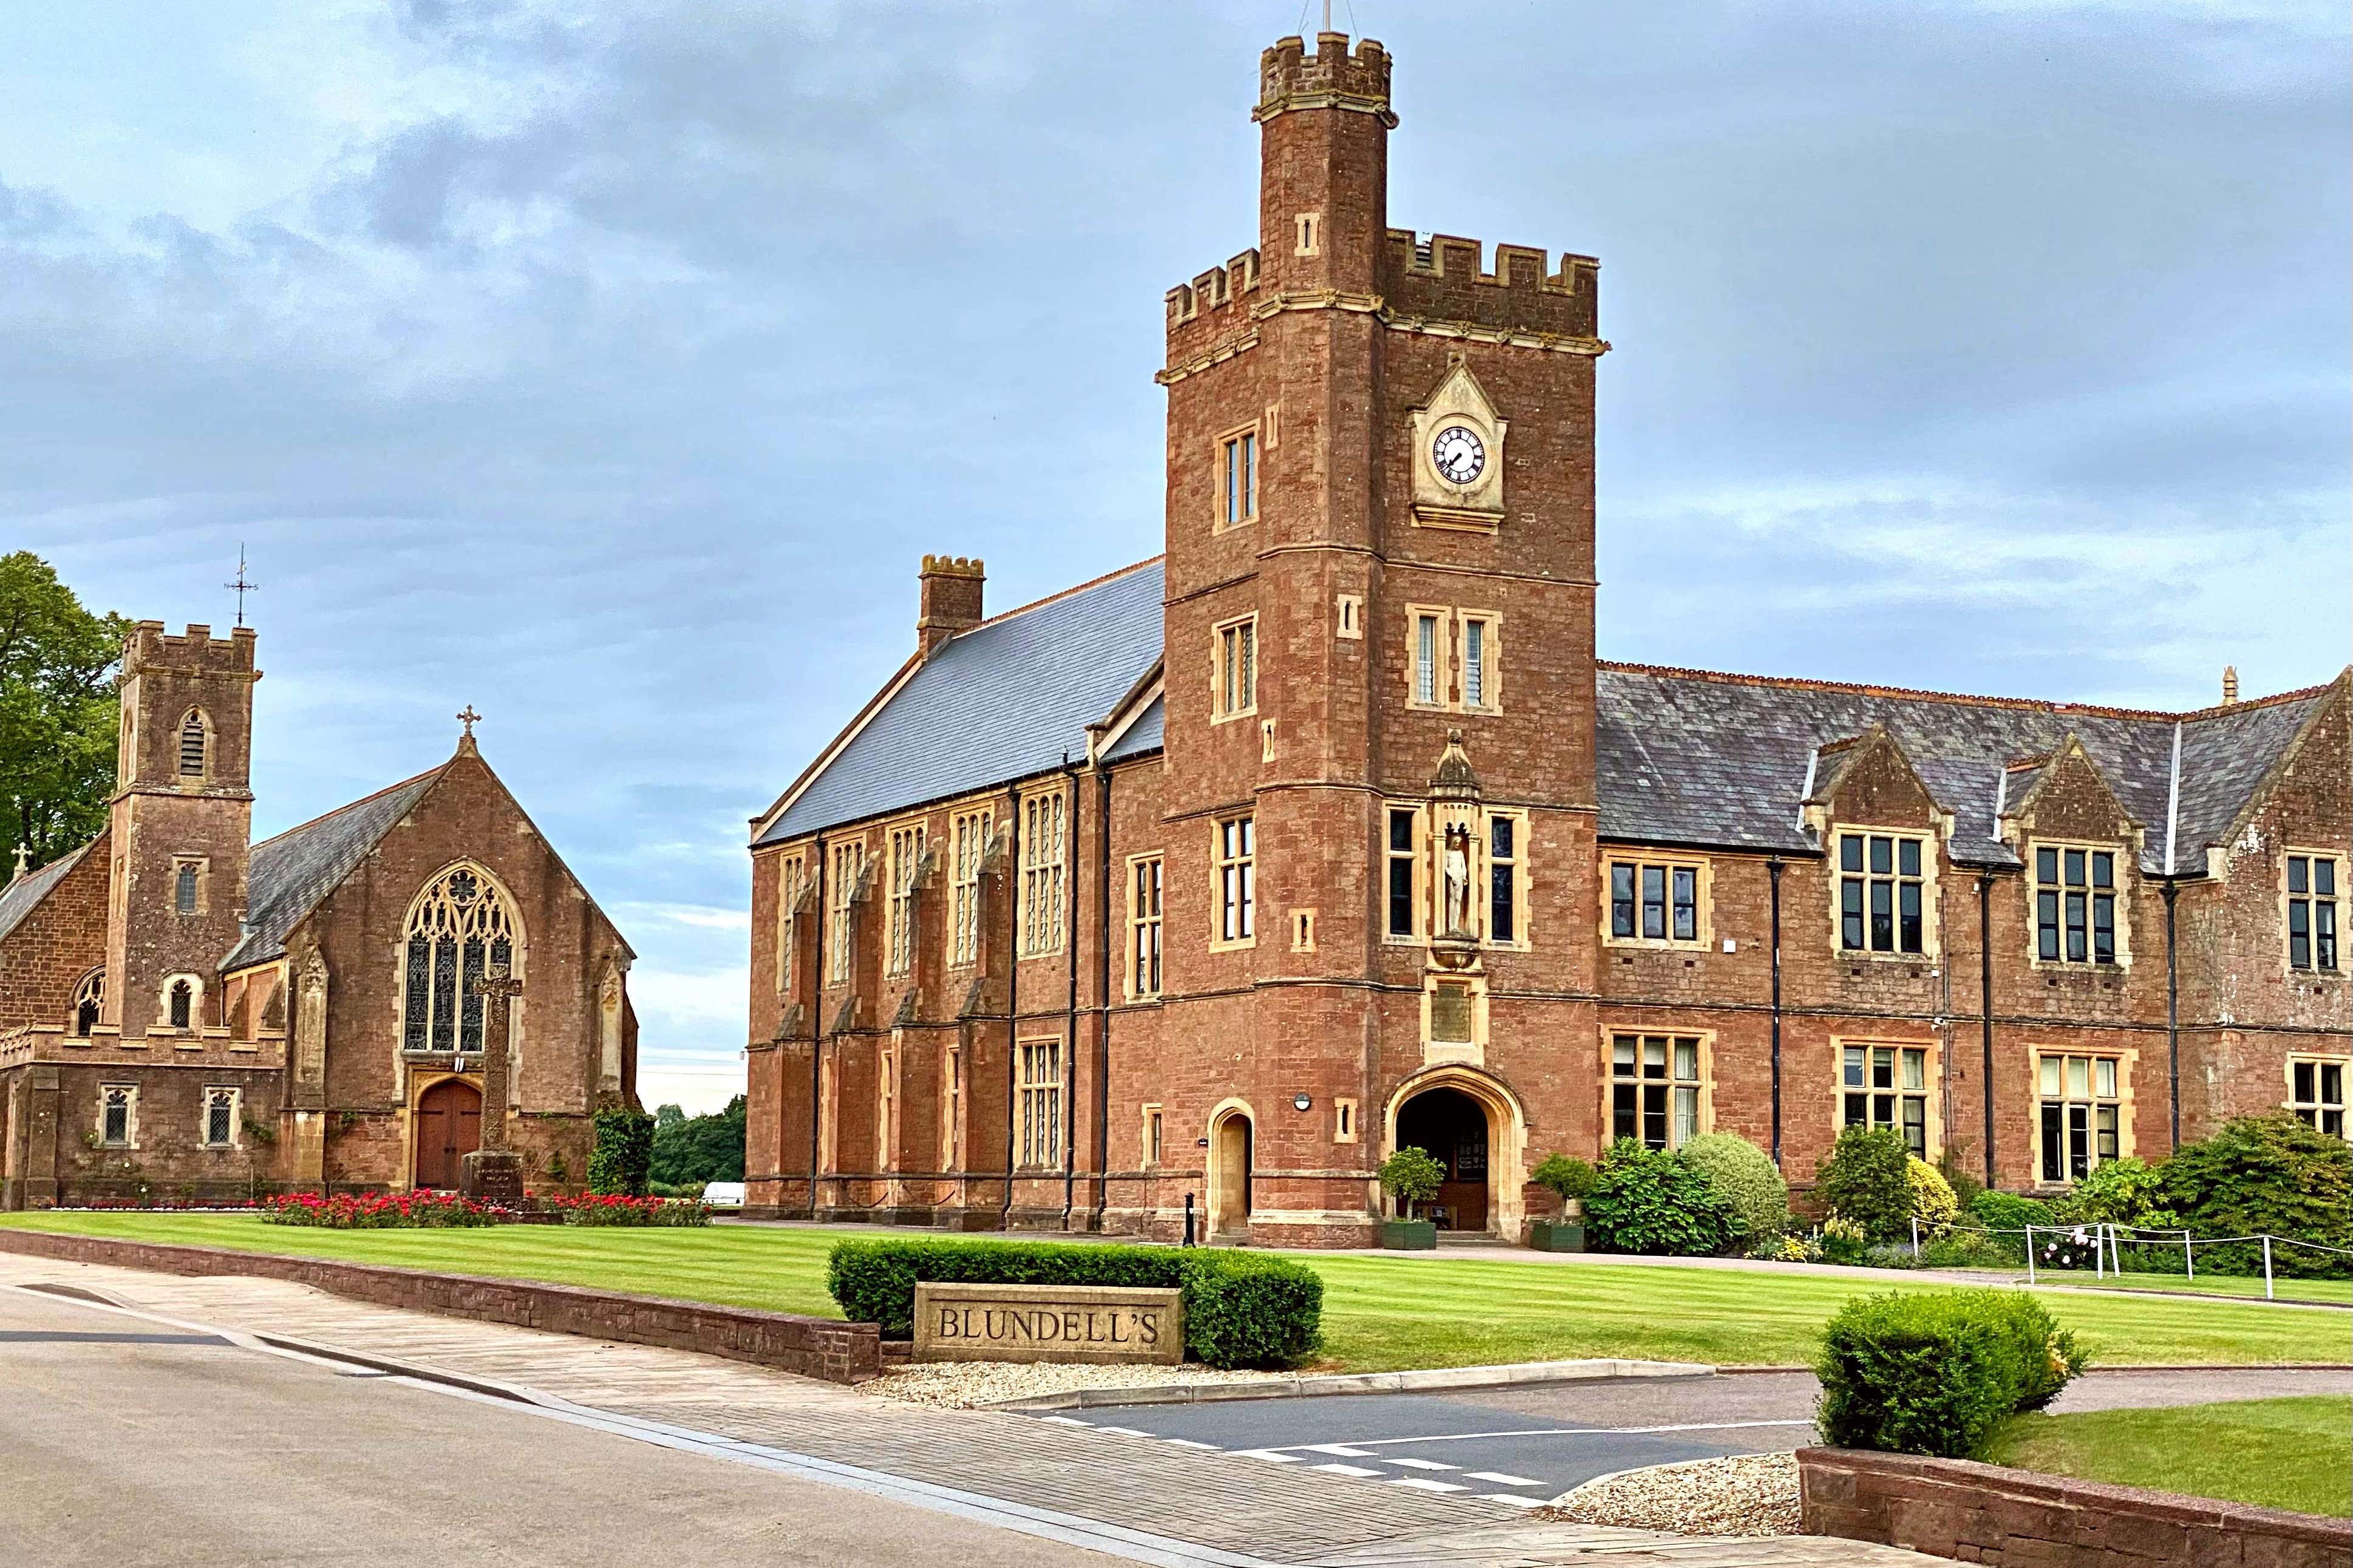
[1381,1219,1437,1251]
[1529,1218,1585,1252]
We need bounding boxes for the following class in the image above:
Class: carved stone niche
[1409,359,1507,532]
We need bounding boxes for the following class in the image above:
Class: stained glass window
[402,864,519,1056]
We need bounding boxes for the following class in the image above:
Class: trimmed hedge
[1817,1289,2086,1458]
[1678,1133,1786,1243]
[825,1237,1323,1369]
[1584,1139,1733,1257]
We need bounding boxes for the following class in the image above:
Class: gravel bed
[1541,1451,1802,1538]
[861,1359,1287,1409]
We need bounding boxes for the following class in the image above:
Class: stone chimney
[918,555,985,656]
[2221,665,2239,705]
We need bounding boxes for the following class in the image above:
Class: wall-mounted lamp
[1293,1093,1313,1112]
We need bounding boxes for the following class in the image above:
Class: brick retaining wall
[1798,1445,2352,1567]
[0,1227,880,1385]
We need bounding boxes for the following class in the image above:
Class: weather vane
[225,545,258,627]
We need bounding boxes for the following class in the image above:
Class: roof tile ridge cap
[1595,658,2188,721]
[248,764,446,852]
[2174,677,2342,722]
[955,554,1166,637]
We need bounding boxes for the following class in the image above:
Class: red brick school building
[743,32,2350,1245]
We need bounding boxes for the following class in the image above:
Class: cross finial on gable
[9,843,26,883]
[457,705,482,739]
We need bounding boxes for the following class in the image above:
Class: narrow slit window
[1387,807,1419,939]
[1414,614,1440,705]
[1487,813,1520,945]
[1462,617,1490,710]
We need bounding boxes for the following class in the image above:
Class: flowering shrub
[1748,1232,1820,1263]
[262,1191,509,1228]
[1819,1213,1871,1265]
[1907,1158,1961,1236]
[545,1193,711,1227]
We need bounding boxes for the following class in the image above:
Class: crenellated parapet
[1253,32,1394,127]
[1381,229,1598,339]
[1163,248,1264,370]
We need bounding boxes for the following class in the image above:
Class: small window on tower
[175,860,202,915]
[1295,212,1321,256]
[168,979,194,1031]
[1218,427,1259,529]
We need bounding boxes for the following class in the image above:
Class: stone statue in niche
[1441,822,1475,937]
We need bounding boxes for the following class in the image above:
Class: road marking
[1269,1418,1814,1452]
[1094,1426,1154,1437]
[1464,1471,1542,1487]
[1480,1495,1545,1510]
[1162,1439,1221,1451]
[1388,1478,1467,1493]
[1307,1462,1383,1478]
[1038,1415,1093,1427]
[1384,1458,1459,1471]
[1228,1449,1302,1464]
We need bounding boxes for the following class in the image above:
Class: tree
[1377,1146,1444,1220]
[649,1096,746,1188]
[0,553,128,867]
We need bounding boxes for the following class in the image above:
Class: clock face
[1431,424,1486,487]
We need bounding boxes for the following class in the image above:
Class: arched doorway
[1208,1105,1253,1240]
[1395,1085,1492,1232]
[413,1078,481,1190]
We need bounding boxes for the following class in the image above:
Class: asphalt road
[1050,1366,2353,1503]
[0,1286,1121,1568]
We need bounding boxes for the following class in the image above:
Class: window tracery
[401,865,519,1057]
[70,969,104,1036]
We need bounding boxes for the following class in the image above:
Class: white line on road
[1160,1439,1221,1451]
[1384,1458,1459,1471]
[1094,1426,1155,1437]
[1228,1450,1302,1464]
[1388,1478,1467,1493]
[1479,1495,1545,1509]
[1463,1471,1542,1487]
[1265,1418,1814,1453]
[1307,1463,1383,1478]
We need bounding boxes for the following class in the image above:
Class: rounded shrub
[1678,1133,1787,1243]
[1530,1152,1598,1204]
[1907,1158,1960,1235]
[1816,1289,2086,1458]
[2071,1156,2177,1229]
[1584,1138,1733,1257]
[1814,1126,1913,1240]
[2159,1116,2352,1278]
[1966,1189,2055,1262]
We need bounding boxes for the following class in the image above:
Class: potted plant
[1529,1153,1596,1251]
[1378,1146,1444,1249]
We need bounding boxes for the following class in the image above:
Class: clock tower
[1154,31,1607,1243]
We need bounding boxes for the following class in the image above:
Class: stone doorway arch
[1206,1099,1255,1240]
[1384,1067,1528,1240]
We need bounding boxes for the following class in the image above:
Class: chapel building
[1,621,639,1208]
[743,32,2352,1246]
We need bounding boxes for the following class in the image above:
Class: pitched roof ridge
[250,764,446,852]
[953,554,1165,639]
[1597,658,2315,722]
[2172,676,2342,722]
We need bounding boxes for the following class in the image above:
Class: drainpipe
[1767,858,1783,1167]
[1061,760,1081,1231]
[1093,764,1115,1231]
[809,833,825,1220]
[2162,880,2181,1152]
[1978,872,1996,1190]
[1001,782,1021,1227]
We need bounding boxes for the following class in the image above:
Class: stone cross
[457,704,482,740]
[469,963,524,1153]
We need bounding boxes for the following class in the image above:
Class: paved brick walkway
[0,1253,1935,1567]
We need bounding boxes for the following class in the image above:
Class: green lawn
[2018,1269,2353,1306]
[1987,1396,2352,1517]
[3,1212,2343,1372]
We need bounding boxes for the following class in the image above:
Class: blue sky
[5,2,2345,1112]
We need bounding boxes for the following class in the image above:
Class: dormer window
[2035,846,2117,965]
[1839,833,1924,955]
[179,710,209,777]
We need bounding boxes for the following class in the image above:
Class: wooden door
[412,1079,481,1189]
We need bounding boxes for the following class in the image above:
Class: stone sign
[459,1149,526,1203]
[912,1281,1183,1365]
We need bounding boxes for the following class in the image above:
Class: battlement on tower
[124,620,259,679]
[1380,230,1598,339]
[1253,33,1394,127]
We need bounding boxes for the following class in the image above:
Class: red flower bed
[542,1193,712,1227]
[261,1191,513,1229]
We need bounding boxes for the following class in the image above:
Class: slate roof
[1596,664,2335,873]
[220,768,443,971]
[0,839,97,945]
[757,558,1166,845]
[753,549,2336,881]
